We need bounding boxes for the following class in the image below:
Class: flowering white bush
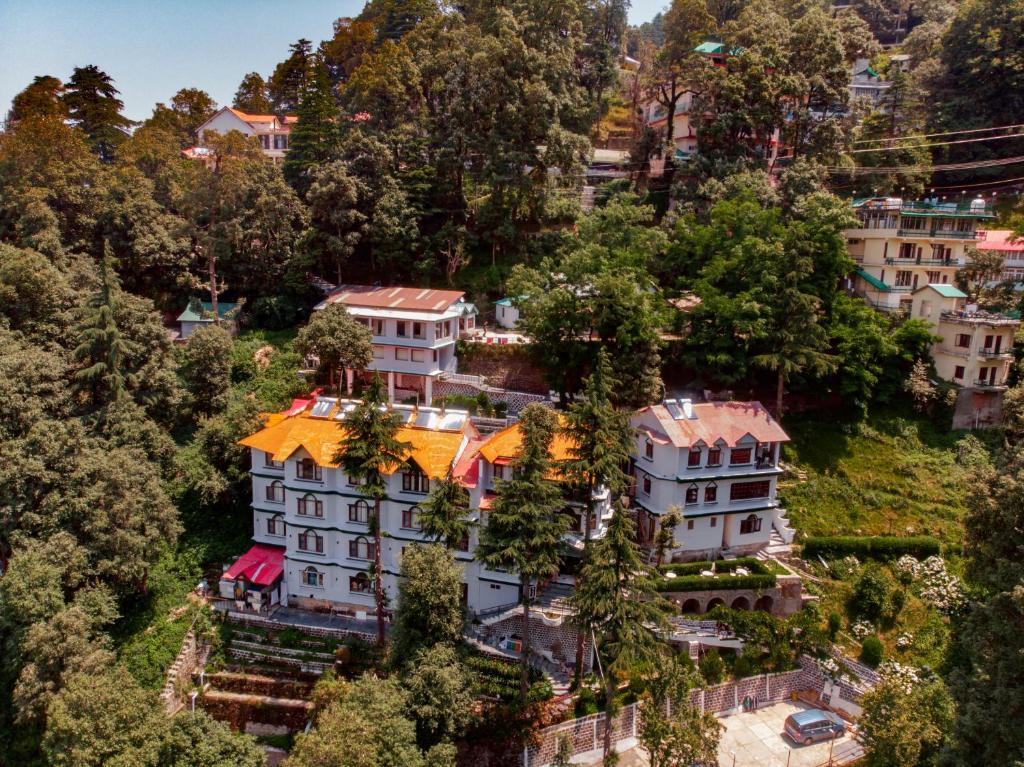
[851,620,874,639]
[877,660,921,694]
[917,556,966,615]
[896,633,914,650]
[831,556,860,579]
[894,555,921,583]
[818,657,850,683]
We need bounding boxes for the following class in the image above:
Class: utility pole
[207,247,220,325]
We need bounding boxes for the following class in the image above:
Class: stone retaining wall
[160,629,210,715]
[434,381,551,416]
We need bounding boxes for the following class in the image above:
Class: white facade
[495,300,521,329]
[194,107,294,165]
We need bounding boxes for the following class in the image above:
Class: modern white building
[494,297,522,329]
[192,107,296,164]
[630,399,792,562]
[314,285,478,404]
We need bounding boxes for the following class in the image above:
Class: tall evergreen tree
[477,404,569,704]
[267,39,315,114]
[560,348,635,684]
[419,471,470,550]
[232,72,272,114]
[61,66,134,162]
[337,375,411,644]
[73,249,130,408]
[7,75,66,124]
[284,64,341,195]
[569,504,669,758]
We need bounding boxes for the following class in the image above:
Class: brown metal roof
[638,401,789,448]
[324,285,466,313]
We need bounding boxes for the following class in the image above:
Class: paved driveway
[717,701,862,767]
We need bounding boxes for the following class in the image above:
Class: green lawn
[779,409,988,546]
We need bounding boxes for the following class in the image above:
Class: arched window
[688,448,702,468]
[641,473,651,496]
[265,480,285,503]
[297,457,322,481]
[349,572,371,593]
[298,529,323,554]
[303,566,323,587]
[685,484,699,505]
[402,464,430,494]
[644,439,654,460]
[402,506,422,530]
[266,514,285,536]
[349,536,375,560]
[704,483,718,504]
[739,514,762,534]
[297,493,323,518]
[348,499,371,523]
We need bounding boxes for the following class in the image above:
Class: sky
[0,0,668,122]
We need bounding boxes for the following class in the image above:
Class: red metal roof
[323,284,466,313]
[221,544,285,587]
[638,401,789,448]
[977,230,1024,253]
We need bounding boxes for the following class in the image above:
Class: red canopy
[221,544,285,587]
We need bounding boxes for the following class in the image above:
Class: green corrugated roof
[855,269,890,292]
[921,284,967,298]
[176,300,238,323]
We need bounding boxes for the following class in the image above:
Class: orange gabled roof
[478,417,575,464]
[239,409,465,479]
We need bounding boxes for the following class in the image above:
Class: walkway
[211,599,383,637]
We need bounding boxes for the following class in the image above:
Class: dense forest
[1,0,1024,765]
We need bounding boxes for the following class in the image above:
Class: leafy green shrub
[575,686,599,716]
[699,649,725,685]
[803,536,940,562]
[654,573,776,592]
[277,627,303,648]
[859,636,884,667]
[849,564,894,622]
[733,653,754,679]
[827,612,842,641]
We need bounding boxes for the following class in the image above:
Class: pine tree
[283,64,341,195]
[654,508,682,567]
[268,39,315,114]
[73,249,130,408]
[419,470,470,550]
[560,348,635,685]
[61,66,134,162]
[569,504,668,758]
[337,375,412,644]
[233,72,271,114]
[477,404,570,704]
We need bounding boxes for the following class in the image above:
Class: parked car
[784,709,846,745]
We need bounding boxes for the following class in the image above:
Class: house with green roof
[176,300,239,339]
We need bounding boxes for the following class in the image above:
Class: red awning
[285,398,313,416]
[221,544,285,587]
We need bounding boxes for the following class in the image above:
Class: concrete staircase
[756,528,793,561]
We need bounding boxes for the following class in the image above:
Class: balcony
[978,348,1013,359]
[940,310,1020,327]
[972,380,1008,391]
[884,257,959,267]
[889,285,914,293]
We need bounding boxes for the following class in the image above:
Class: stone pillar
[424,376,433,406]
[345,368,354,395]
[387,371,395,402]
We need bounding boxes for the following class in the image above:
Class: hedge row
[802,536,940,562]
[658,557,769,577]
[654,573,777,593]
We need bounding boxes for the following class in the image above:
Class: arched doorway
[731,596,751,610]
[754,595,774,612]
[681,598,701,614]
[706,597,725,613]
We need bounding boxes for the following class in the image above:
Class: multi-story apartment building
[630,399,791,562]
[845,196,995,313]
[977,229,1024,283]
[314,285,478,404]
[192,107,296,164]
[910,284,1019,392]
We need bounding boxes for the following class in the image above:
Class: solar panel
[310,398,337,418]
[664,399,684,420]
[414,410,436,429]
[334,402,357,420]
[438,411,468,431]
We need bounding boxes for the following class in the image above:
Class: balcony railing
[978,348,1013,358]
[940,310,1020,326]
[884,257,959,266]
[890,285,914,293]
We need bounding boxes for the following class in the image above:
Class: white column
[387,371,395,402]
[424,376,433,406]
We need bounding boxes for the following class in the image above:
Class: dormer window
[688,449,701,468]
[644,439,654,460]
[402,465,430,494]
[264,452,284,469]
[493,464,505,481]
[707,448,722,467]
[685,484,699,505]
[297,458,322,481]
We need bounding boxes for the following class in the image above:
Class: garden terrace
[654,557,779,592]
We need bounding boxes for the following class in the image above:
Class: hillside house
[176,300,238,340]
[191,107,297,164]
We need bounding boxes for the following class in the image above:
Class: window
[729,448,752,466]
[705,483,718,503]
[641,473,651,496]
[297,458,322,481]
[396,321,408,338]
[349,536,375,560]
[895,270,913,287]
[303,566,323,587]
[707,448,722,467]
[259,135,270,150]
[395,348,410,361]
[265,480,285,503]
[644,439,654,460]
[730,481,771,501]
[455,533,470,552]
[710,516,717,528]
[371,318,385,336]
[687,519,695,530]
[348,500,371,524]
[931,244,945,260]
[739,514,763,534]
[402,466,430,494]
[266,515,284,536]
[264,452,284,469]
[298,530,324,554]
[412,322,425,339]
[984,334,994,349]
[493,464,505,481]
[688,449,701,467]
[956,334,971,348]
[685,484,699,504]
[297,494,323,518]
[926,271,941,284]
[402,506,422,530]
[273,134,288,150]
[898,243,914,259]
[411,349,426,362]
[953,365,965,380]
[347,474,365,487]
[435,322,445,338]
[349,572,371,593]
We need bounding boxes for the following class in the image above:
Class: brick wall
[525,704,638,767]
[479,614,589,670]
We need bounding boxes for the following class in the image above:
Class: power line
[828,155,1024,174]
[847,131,1024,154]
[851,122,1024,145]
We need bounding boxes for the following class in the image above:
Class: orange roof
[239,408,466,479]
[478,418,575,464]
[323,284,465,313]
[638,401,789,448]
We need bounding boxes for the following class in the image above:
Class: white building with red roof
[977,229,1024,283]
[631,399,792,561]
[193,106,297,164]
[314,284,478,404]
